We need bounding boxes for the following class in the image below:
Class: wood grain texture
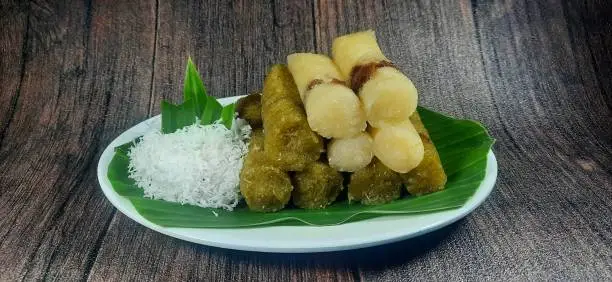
[0,0,28,145]
[469,1,612,279]
[0,0,156,280]
[0,0,610,281]
[151,0,316,107]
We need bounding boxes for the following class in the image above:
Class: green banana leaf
[107,107,494,228]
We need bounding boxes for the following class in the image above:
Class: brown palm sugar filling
[305,78,346,92]
[349,61,396,92]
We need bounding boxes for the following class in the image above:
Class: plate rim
[97,96,497,253]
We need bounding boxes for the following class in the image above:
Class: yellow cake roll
[370,121,424,173]
[327,132,373,172]
[332,30,418,128]
[287,53,366,138]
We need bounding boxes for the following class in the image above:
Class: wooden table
[1,0,610,280]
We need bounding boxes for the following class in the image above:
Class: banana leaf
[107,107,494,228]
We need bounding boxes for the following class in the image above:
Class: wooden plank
[470,1,612,278]
[566,0,612,108]
[87,1,356,281]
[0,0,28,145]
[88,216,357,282]
[150,0,316,109]
[0,0,157,280]
[561,0,612,136]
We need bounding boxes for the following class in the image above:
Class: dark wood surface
[0,0,610,280]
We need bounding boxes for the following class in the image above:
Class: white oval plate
[97,96,497,253]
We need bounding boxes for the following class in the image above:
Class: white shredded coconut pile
[128,120,251,210]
